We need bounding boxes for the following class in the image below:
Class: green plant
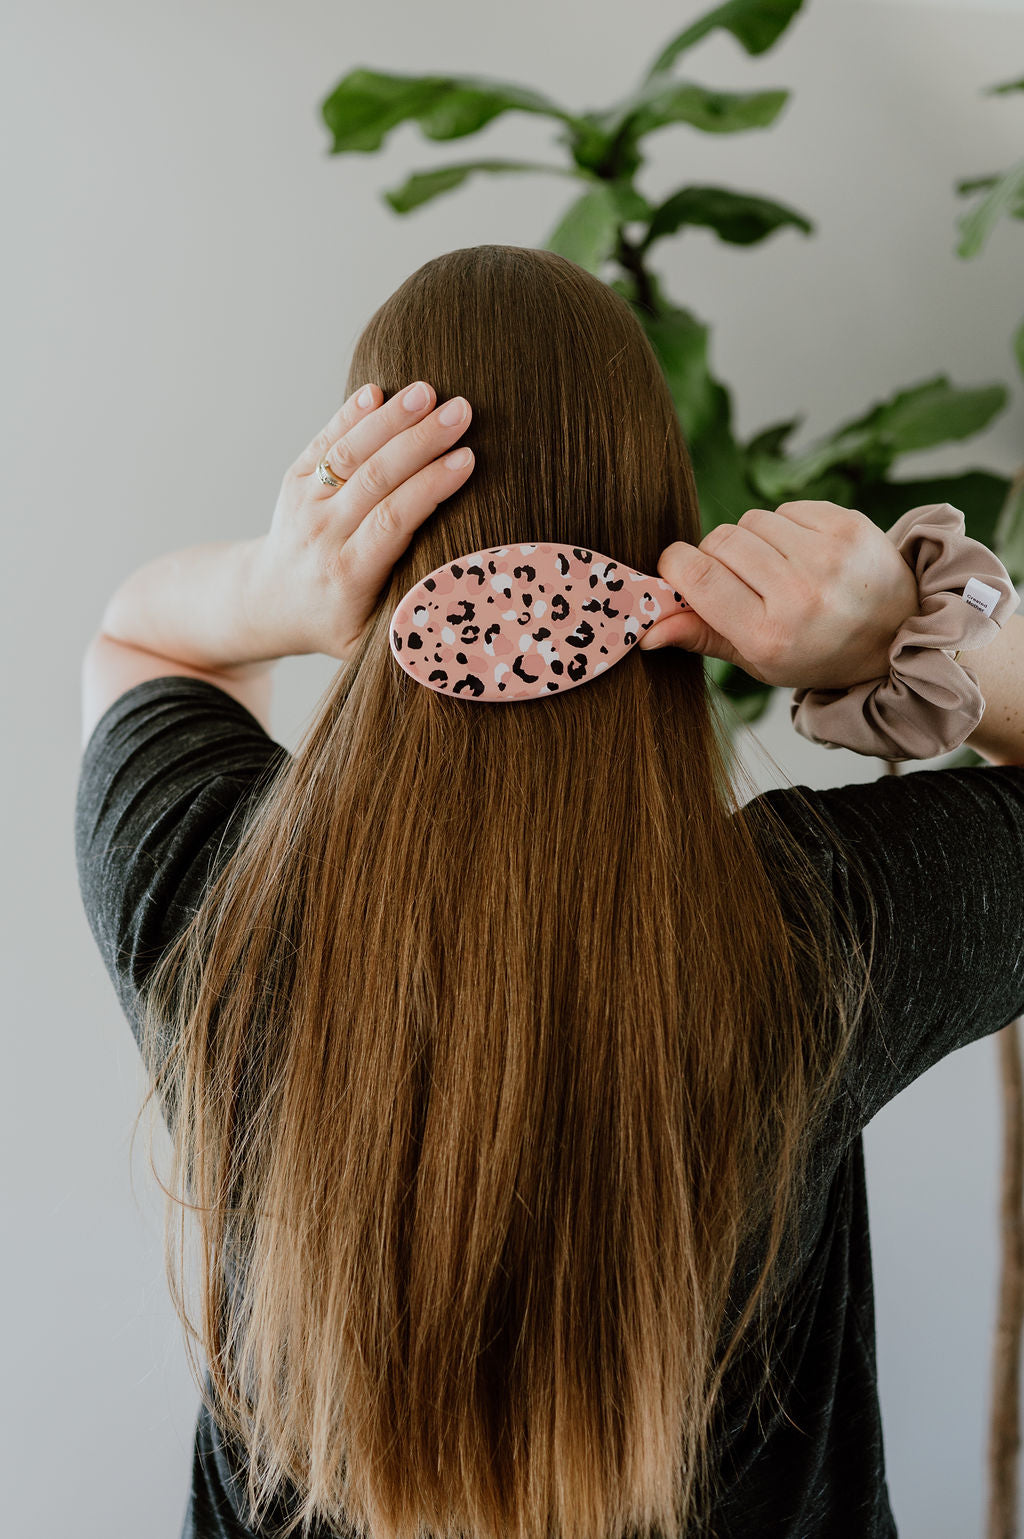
[956,73,1024,591]
[318,0,1014,730]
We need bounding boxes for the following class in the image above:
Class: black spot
[392,631,403,652]
[461,625,480,643]
[514,564,536,583]
[484,623,501,646]
[567,653,589,681]
[428,669,448,686]
[451,563,464,579]
[452,673,485,697]
[446,598,476,624]
[512,655,540,684]
[551,593,570,622]
[555,553,570,576]
[566,619,596,649]
[424,577,436,592]
[532,627,551,641]
[551,659,564,675]
[572,548,593,563]
[456,652,467,664]
[407,632,423,650]
[546,682,559,691]
[466,563,486,586]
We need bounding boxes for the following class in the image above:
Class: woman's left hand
[249,379,474,663]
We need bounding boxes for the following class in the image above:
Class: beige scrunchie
[790,501,1021,763]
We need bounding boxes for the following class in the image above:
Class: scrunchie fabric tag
[790,501,1020,763]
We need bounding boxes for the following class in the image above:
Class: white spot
[494,662,510,683]
[596,661,608,674]
[491,570,515,596]
[502,609,517,621]
[442,626,456,644]
[624,616,639,637]
[518,543,538,553]
[413,604,429,625]
[518,633,533,653]
[537,637,560,664]
[532,599,547,617]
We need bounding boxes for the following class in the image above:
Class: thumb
[638,620,692,652]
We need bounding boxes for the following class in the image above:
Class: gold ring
[317,457,345,489]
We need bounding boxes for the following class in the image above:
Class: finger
[291,383,384,478]
[338,447,476,609]
[698,522,790,598]
[650,540,769,650]
[315,379,440,495]
[733,505,818,559]
[331,392,472,534]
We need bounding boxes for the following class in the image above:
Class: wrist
[243,535,319,660]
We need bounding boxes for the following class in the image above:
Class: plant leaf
[986,76,1024,95]
[1014,315,1024,382]
[544,184,622,273]
[994,472,1024,585]
[643,184,812,247]
[853,471,1010,548]
[644,0,805,77]
[383,159,571,213]
[748,376,1009,497]
[744,418,803,459]
[638,304,721,441]
[613,79,788,141]
[690,386,761,527]
[956,158,1024,256]
[321,68,579,153]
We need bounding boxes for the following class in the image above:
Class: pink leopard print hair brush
[390,542,690,702]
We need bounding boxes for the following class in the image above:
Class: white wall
[3,0,1022,1533]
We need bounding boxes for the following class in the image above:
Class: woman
[75,244,1024,1539]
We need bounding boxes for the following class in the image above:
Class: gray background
[3,0,1024,1533]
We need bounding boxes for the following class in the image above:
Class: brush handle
[389,542,689,702]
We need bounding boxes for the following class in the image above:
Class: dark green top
[75,676,1024,1539]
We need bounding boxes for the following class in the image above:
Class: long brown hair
[135,245,878,1539]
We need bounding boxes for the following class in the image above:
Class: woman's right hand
[638,500,921,693]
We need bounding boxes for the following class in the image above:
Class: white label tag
[962,576,1000,617]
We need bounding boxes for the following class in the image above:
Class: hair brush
[389,542,689,702]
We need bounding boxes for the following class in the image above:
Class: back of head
[138,244,872,1539]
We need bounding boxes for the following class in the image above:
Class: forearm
[964,612,1024,766]
[98,536,290,675]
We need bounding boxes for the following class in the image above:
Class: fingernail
[357,384,375,408]
[439,396,468,426]
[403,381,430,411]
[639,633,667,651]
[444,447,472,469]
